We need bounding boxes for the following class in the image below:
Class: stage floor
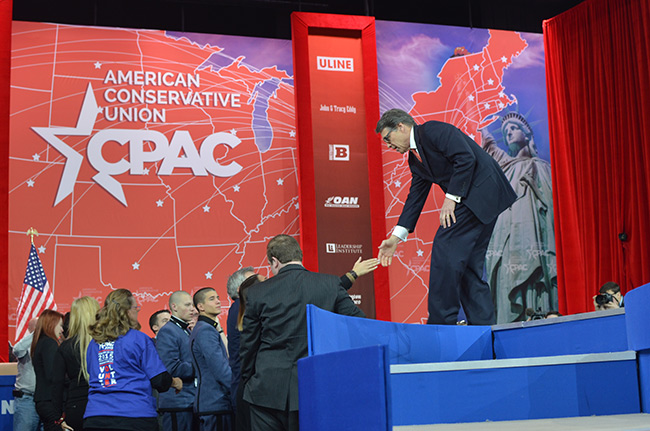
[393,413,650,431]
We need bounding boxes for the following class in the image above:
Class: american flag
[14,244,57,342]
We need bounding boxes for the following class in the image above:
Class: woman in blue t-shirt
[84,289,182,431]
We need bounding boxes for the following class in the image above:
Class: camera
[595,292,615,306]
[525,307,546,321]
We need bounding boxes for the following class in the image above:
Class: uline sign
[316,56,354,72]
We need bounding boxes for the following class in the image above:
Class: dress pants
[427,202,497,325]
[249,404,298,431]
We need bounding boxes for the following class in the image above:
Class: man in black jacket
[240,234,365,431]
[377,109,517,325]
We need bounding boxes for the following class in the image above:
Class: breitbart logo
[326,243,362,254]
[316,56,354,72]
[329,144,349,161]
[324,196,359,208]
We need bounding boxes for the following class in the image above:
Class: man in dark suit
[240,234,365,431]
[376,109,517,325]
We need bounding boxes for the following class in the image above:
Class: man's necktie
[410,148,422,163]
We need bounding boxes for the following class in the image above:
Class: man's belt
[12,389,34,398]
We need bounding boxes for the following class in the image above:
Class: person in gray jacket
[156,291,197,430]
[190,287,232,431]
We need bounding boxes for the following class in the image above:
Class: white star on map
[499,91,506,98]
[132,262,140,270]
[38,245,46,254]
[294,202,299,210]
[32,153,40,161]
[473,64,480,71]
[277,178,284,186]
[498,102,505,109]
[394,180,402,188]
[289,130,296,138]
[156,199,164,207]
[31,83,103,206]
[205,271,213,280]
[233,185,240,192]
[94,61,102,69]
[487,78,494,85]
[501,56,507,63]
[230,128,237,136]
[484,103,490,109]
[203,204,210,213]
[469,133,475,140]
[26,179,35,187]
[143,168,149,175]
[416,249,424,257]
[468,94,475,101]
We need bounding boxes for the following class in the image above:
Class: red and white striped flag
[14,244,57,342]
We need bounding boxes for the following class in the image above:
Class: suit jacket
[156,316,196,409]
[398,121,517,229]
[190,318,232,414]
[240,264,365,411]
[33,335,58,403]
[226,298,240,405]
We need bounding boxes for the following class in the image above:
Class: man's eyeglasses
[383,127,397,144]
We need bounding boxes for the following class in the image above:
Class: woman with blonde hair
[31,309,65,431]
[52,296,100,431]
[84,289,182,431]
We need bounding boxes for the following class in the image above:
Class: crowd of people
[12,234,378,431]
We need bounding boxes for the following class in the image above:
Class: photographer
[594,282,624,311]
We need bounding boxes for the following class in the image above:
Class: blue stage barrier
[298,345,391,431]
[624,282,650,413]
[389,351,640,426]
[493,310,627,359]
[306,305,493,364]
[0,375,15,429]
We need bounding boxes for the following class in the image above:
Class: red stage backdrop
[9,22,298,338]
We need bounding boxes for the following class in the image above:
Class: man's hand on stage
[440,198,457,228]
[352,256,380,276]
[378,235,400,267]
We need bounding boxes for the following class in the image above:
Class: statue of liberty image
[480,112,557,323]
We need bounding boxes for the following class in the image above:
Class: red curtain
[544,0,650,315]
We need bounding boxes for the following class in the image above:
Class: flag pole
[26,227,38,245]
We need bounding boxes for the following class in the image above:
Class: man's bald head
[169,291,194,322]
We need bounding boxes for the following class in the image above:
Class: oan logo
[316,56,354,72]
[32,84,243,206]
[324,196,359,208]
[329,144,349,161]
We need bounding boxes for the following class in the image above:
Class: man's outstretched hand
[378,235,400,267]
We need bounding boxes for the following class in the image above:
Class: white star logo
[473,64,480,71]
[289,130,296,138]
[487,78,494,85]
[32,153,40,161]
[416,249,424,257]
[230,128,237,136]
[484,103,490,109]
[203,204,210,212]
[468,94,475,101]
[38,245,46,254]
[469,133,475,140]
[31,83,100,206]
[143,168,149,175]
[156,199,164,207]
[233,185,240,192]
[501,56,507,63]
[499,91,506,98]
[94,61,102,69]
[394,180,401,188]
[132,262,140,270]
[277,178,284,185]
[294,202,299,210]
[26,179,35,187]
[205,271,213,280]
